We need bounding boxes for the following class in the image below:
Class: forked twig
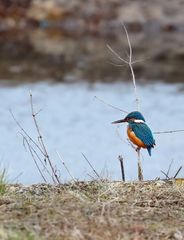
[161,161,182,180]
[107,23,140,110]
[108,24,143,180]
[11,93,62,184]
[10,109,45,156]
[161,170,169,179]
[29,91,61,184]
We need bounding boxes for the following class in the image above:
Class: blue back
[129,122,155,156]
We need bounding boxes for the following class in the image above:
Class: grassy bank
[0,180,183,240]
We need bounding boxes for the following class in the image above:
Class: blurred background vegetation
[0,0,184,84]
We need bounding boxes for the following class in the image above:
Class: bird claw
[136,147,140,152]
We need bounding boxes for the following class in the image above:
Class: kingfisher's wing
[131,123,155,147]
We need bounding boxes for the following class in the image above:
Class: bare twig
[11,92,62,184]
[107,24,140,110]
[81,153,100,179]
[118,155,125,181]
[107,24,143,181]
[122,24,140,110]
[19,132,52,179]
[166,159,174,177]
[161,170,170,179]
[23,137,47,183]
[56,151,76,182]
[174,166,182,179]
[10,109,45,155]
[29,91,61,184]
[107,44,128,65]
[154,130,184,134]
[94,96,128,113]
[107,61,127,67]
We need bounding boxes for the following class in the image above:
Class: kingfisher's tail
[147,147,152,156]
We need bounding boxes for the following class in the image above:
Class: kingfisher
[112,111,155,156]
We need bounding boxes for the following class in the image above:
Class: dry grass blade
[166,159,174,177]
[81,153,100,178]
[56,151,76,182]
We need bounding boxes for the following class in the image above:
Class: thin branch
[23,137,47,183]
[154,129,184,134]
[122,23,139,111]
[107,44,128,64]
[166,159,174,177]
[81,153,100,178]
[29,91,61,184]
[10,109,45,155]
[107,61,127,67]
[174,166,182,179]
[56,151,76,182]
[30,91,48,156]
[108,24,143,180]
[161,170,170,179]
[94,96,128,113]
[107,24,140,110]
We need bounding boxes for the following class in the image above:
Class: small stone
[173,230,183,240]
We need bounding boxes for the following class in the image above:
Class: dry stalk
[174,166,182,179]
[23,136,47,183]
[82,153,100,179]
[107,24,143,180]
[118,155,125,181]
[11,93,62,184]
[29,92,61,184]
[56,151,76,182]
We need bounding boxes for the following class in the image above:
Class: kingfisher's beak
[112,118,126,124]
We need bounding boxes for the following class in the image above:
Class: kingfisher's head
[112,111,145,124]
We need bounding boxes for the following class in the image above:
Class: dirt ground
[0,180,183,240]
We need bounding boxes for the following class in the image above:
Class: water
[0,81,184,184]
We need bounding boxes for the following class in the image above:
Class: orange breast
[127,127,146,148]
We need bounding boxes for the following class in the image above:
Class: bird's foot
[136,147,141,152]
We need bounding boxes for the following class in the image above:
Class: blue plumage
[129,122,155,156]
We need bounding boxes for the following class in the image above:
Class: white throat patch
[133,119,144,123]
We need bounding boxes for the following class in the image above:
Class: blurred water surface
[0,81,184,184]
